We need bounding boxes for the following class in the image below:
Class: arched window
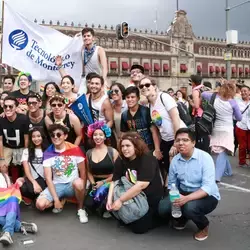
[130,40,136,50]
[212,47,215,56]
[208,47,212,55]
[204,47,207,55]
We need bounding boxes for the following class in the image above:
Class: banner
[2,2,83,86]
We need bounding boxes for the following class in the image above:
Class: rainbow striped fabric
[0,183,21,220]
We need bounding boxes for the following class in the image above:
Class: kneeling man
[36,124,88,223]
[158,128,220,241]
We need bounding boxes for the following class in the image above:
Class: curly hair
[218,81,236,99]
[118,132,149,158]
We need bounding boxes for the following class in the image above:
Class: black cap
[130,64,144,74]
[190,74,202,85]
[203,81,212,90]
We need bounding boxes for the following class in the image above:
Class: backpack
[159,93,192,126]
[192,92,217,136]
[112,176,149,224]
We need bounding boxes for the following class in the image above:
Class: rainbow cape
[44,142,85,161]
[0,183,21,220]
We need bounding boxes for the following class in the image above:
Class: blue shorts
[38,182,75,202]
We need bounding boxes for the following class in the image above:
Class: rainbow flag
[0,183,21,220]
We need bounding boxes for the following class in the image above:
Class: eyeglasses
[3,104,14,110]
[50,132,64,138]
[175,138,191,143]
[131,70,142,75]
[110,89,120,95]
[51,103,64,108]
[27,101,38,106]
[139,83,154,89]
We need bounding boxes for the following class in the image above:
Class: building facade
[1,10,250,92]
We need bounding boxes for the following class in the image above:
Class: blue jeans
[158,194,218,230]
[215,151,232,182]
[0,212,21,236]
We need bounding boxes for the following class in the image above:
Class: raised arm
[98,47,108,88]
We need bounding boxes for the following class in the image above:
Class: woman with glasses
[138,76,185,181]
[106,132,163,234]
[109,82,127,141]
[44,94,83,146]
[41,82,61,114]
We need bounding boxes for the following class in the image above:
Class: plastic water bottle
[169,183,182,218]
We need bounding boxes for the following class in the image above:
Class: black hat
[203,81,212,90]
[189,74,202,85]
[236,79,245,87]
[130,64,144,74]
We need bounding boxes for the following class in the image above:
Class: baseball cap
[203,81,212,90]
[130,64,145,74]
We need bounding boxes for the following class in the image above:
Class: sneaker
[77,209,88,223]
[173,219,187,230]
[239,164,249,168]
[0,232,13,245]
[194,225,209,241]
[20,222,38,235]
[103,211,112,219]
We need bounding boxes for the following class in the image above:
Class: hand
[55,55,63,66]
[153,150,163,160]
[169,146,178,157]
[173,194,190,207]
[33,181,42,194]
[54,199,63,209]
[106,199,113,211]
[111,199,123,211]
[0,112,5,118]
[93,181,104,190]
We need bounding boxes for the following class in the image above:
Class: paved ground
[5,154,250,250]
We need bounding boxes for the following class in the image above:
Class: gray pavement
[6,154,250,250]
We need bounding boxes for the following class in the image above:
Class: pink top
[192,84,203,117]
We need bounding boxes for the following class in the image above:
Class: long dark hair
[42,82,60,108]
[28,127,48,162]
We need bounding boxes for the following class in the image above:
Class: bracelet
[102,180,106,184]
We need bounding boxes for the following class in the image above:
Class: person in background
[202,82,242,182]
[167,88,175,99]
[120,86,162,160]
[10,72,34,114]
[16,127,48,202]
[129,65,144,87]
[42,82,61,114]
[36,124,88,223]
[86,72,99,94]
[176,90,189,109]
[159,128,220,242]
[85,121,119,217]
[107,132,163,234]
[0,91,9,114]
[3,75,15,92]
[235,85,250,167]
[109,82,127,141]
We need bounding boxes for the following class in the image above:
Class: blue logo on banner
[9,29,28,50]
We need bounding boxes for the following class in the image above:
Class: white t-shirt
[150,92,185,141]
[236,99,250,130]
[21,148,44,180]
[43,146,85,184]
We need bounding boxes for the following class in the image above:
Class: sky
[1,0,250,41]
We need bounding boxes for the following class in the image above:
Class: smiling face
[241,87,250,100]
[0,93,8,108]
[130,69,143,82]
[50,129,67,147]
[89,77,102,94]
[139,78,156,97]
[125,93,139,109]
[110,85,122,102]
[19,75,30,90]
[82,31,94,46]
[51,100,65,116]
[175,132,195,156]
[46,84,57,97]
[31,130,43,147]
[3,99,17,118]
[121,139,136,160]
[3,78,14,92]
[93,129,106,146]
[61,77,74,93]
[27,97,41,113]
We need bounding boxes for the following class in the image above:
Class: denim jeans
[158,194,218,230]
[215,151,232,182]
[0,212,21,236]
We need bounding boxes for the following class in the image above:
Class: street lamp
[225,0,250,80]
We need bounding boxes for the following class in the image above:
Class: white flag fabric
[2,2,83,86]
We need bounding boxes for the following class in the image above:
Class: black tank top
[27,110,46,130]
[49,113,77,144]
[89,152,114,175]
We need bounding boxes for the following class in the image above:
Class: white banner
[2,2,83,86]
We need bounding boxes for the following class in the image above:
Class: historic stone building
[1,10,250,92]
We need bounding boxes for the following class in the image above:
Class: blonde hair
[218,80,236,99]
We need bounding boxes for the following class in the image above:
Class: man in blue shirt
[158,128,220,241]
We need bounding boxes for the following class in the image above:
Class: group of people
[0,27,248,246]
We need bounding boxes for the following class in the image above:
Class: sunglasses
[51,103,63,108]
[27,101,38,106]
[139,83,154,89]
[3,104,14,110]
[110,89,120,95]
[50,132,64,138]
[131,70,142,75]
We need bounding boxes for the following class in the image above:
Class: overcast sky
[1,0,250,41]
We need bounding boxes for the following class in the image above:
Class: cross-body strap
[30,161,43,179]
[88,94,95,122]
[242,104,250,114]
[210,92,217,106]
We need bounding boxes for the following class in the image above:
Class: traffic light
[121,22,129,38]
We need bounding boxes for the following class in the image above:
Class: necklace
[29,109,43,124]
[92,92,103,101]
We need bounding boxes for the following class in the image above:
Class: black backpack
[192,92,217,136]
[159,93,192,127]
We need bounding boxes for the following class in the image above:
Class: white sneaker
[0,232,13,245]
[20,222,38,235]
[77,209,88,223]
